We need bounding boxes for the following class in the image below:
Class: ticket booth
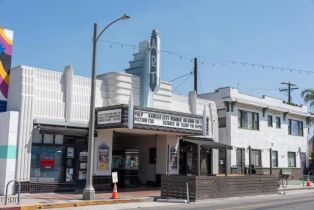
[112,149,140,187]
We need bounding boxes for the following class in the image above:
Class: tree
[301,89,314,108]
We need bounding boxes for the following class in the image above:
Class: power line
[279,82,299,104]
[99,39,314,76]
[169,71,193,82]
[174,74,192,92]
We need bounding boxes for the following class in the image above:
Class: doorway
[112,132,157,187]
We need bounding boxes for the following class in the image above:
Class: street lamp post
[83,14,130,200]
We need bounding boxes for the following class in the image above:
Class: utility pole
[194,57,198,94]
[279,82,299,104]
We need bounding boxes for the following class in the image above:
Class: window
[251,149,261,167]
[288,152,296,167]
[219,149,226,174]
[43,134,54,144]
[30,146,65,182]
[236,148,245,174]
[238,110,259,130]
[275,117,281,128]
[288,119,303,136]
[218,109,227,128]
[267,115,273,127]
[272,151,278,167]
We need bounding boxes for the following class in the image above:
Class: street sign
[112,171,118,183]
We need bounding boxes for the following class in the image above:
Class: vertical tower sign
[0,27,14,111]
[149,30,160,93]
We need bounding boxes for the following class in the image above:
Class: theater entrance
[112,132,158,187]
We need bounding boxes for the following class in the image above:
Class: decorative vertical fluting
[64,65,73,122]
[15,67,34,181]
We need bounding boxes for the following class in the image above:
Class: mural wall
[0,27,14,111]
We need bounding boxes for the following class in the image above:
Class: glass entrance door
[200,149,212,175]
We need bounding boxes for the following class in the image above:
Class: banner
[0,27,14,110]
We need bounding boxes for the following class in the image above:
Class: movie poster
[0,27,13,110]
[168,146,178,174]
[97,143,110,172]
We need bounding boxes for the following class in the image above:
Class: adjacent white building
[199,87,312,178]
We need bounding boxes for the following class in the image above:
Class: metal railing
[3,180,21,205]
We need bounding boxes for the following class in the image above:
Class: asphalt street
[52,189,314,210]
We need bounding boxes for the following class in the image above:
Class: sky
[1,0,314,107]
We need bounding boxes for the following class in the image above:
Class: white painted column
[64,65,73,122]
[14,68,34,181]
[156,135,179,175]
[0,111,19,195]
[156,135,167,175]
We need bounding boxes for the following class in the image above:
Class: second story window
[218,109,227,128]
[238,110,259,130]
[275,117,281,128]
[288,119,303,136]
[267,115,273,127]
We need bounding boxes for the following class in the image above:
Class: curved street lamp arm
[96,14,130,42]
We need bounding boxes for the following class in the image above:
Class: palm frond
[301,89,314,97]
[301,89,314,103]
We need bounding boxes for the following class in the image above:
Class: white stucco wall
[229,104,307,168]
[200,87,310,170]
[0,111,19,195]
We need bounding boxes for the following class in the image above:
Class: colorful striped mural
[0,27,13,109]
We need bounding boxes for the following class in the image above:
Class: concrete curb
[1,197,153,210]
[155,198,188,203]
[284,187,314,191]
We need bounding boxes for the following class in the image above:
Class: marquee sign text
[134,110,203,131]
[97,109,121,125]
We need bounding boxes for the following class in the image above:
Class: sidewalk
[0,188,160,210]
[1,185,313,210]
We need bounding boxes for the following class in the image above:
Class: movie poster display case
[112,149,139,187]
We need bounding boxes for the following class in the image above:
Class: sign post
[111,172,119,199]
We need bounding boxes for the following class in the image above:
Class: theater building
[199,87,312,178]
[0,31,221,194]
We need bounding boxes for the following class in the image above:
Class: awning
[35,125,89,137]
[181,136,233,150]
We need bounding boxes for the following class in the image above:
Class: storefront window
[169,146,178,174]
[125,153,139,169]
[251,149,261,167]
[288,152,296,167]
[179,142,197,175]
[272,151,278,167]
[30,146,65,182]
[236,148,245,174]
[43,134,54,144]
